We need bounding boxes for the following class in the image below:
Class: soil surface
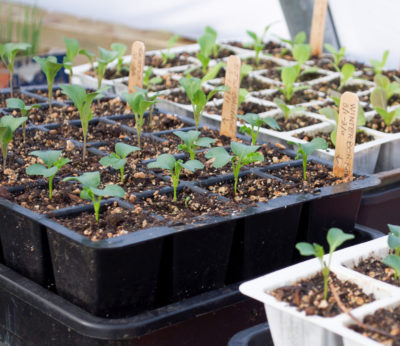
[159,88,222,105]
[366,114,400,133]
[0,91,41,108]
[123,73,180,92]
[350,305,400,345]
[242,57,280,71]
[271,272,375,317]
[254,89,325,105]
[145,52,193,69]
[351,255,400,287]
[293,130,374,149]
[274,115,321,132]
[205,101,275,115]
[313,78,372,95]
[34,88,96,102]
[260,67,325,83]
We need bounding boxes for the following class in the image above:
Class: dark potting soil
[275,115,321,132]
[270,272,375,317]
[189,47,235,60]
[85,66,129,79]
[366,114,400,134]
[0,91,41,108]
[116,112,187,133]
[313,78,372,95]
[240,75,275,91]
[183,66,226,80]
[242,57,280,71]
[293,130,374,149]
[388,94,400,107]
[145,52,193,68]
[122,73,181,92]
[350,305,400,345]
[11,181,90,213]
[351,255,400,287]
[266,162,358,193]
[227,41,291,60]
[260,67,325,83]
[204,101,275,116]
[158,88,222,105]
[34,88,96,102]
[254,88,325,105]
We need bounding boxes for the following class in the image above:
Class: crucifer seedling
[96,47,119,89]
[246,23,273,66]
[33,55,63,114]
[279,66,309,102]
[174,130,215,160]
[273,97,305,121]
[206,141,264,195]
[26,150,70,199]
[100,142,140,183]
[0,42,31,97]
[179,77,228,130]
[370,86,400,127]
[338,63,355,90]
[382,224,400,283]
[60,84,108,160]
[296,227,355,300]
[369,50,389,75]
[122,91,155,148]
[197,26,218,75]
[374,74,400,101]
[6,97,40,141]
[63,171,125,222]
[147,154,203,202]
[324,44,346,73]
[278,31,306,56]
[63,37,80,83]
[238,113,280,145]
[0,115,27,171]
[161,34,180,66]
[111,43,127,76]
[240,64,253,84]
[287,138,328,180]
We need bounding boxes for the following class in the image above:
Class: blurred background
[1,0,400,67]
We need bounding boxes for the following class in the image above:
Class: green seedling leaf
[292,43,311,66]
[174,130,215,160]
[339,63,355,90]
[388,234,400,250]
[201,61,225,83]
[63,37,79,81]
[369,50,389,75]
[296,242,317,256]
[96,47,119,88]
[115,142,139,158]
[111,42,127,75]
[181,159,204,172]
[205,147,232,168]
[324,44,345,72]
[246,23,274,65]
[238,113,280,145]
[319,107,338,122]
[389,224,400,237]
[383,255,400,278]
[279,66,297,101]
[33,56,63,113]
[148,154,176,171]
[238,88,249,108]
[370,87,387,110]
[79,48,95,67]
[26,150,70,199]
[327,227,355,253]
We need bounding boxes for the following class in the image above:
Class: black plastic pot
[228,323,273,346]
[0,224,382,346]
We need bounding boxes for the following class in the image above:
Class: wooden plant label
[128,41,145,93]
[309,0,328,56]
[220,55,241,138]
[333,92,359,178]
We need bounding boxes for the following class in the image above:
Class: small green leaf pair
[238,113,280,145]
[197,26,218,74]
[148,154,203,202]
[246,23,274,66]
[206,142,264,195]
[296,227,355,300]
[288,138,328,181]
[161,34,180,66]
[174,130,215,160]
[6,98,40,141]
[370,86,400,126]
[26,150,70,199]
[63,171,125,222]
[273,98,305,121]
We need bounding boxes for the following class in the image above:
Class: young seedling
[26,150,70,199]
[319,91,366,146]
[324,44,346,72]
[33,56,63,113]
[122,91,155,148]
[374,74,400,101]
[240,64,253,84]
[79,48,96,69]
[201,61,225,83]
[133,86,160,131]
[63,171,125,222]
[369,50,389,75]
[287,138,328,180]
[370,86,400,127]
[179,77,228,130]
[205,142,264,195]
[60,84,108,160]
[63,37,80,83]
[383,224,400,282]
[143,67,163,89]
[96,47,119,89]
[279,66,309,102]
[99,143,139,183]
[296,227,355,300]
[246,23,273,66]
[111,43,127,76]
[174,130,215,160]
[147,154,203,202]
[238,88,249,109]
[279,31,306,56]
[339,63,355,90]
[273,97,305,121]
[6,98,40,141]
[197,27,217,75]
[238,113,280,145]
[0,42,31,97]
[161,34,180,65]
[0,115,27,171]
[291,43,318,79]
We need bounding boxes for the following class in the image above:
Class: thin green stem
[48,175,54,199]
[322,267,329,300]
[2,150,6,171]
[149,105,154,130]
[83,135,87,161]
[93,196,102,222]
[233,159,241,195]
[48,82,53,114]
[9,69,13,98]
[120,166,124,183]
[302,155,307,181]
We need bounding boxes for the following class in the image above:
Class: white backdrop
[12,0,400,69]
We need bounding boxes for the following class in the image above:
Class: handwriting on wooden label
[310,0,328,56]
[220,55,241,138]
[333,92,359,178]
[128,41,145,93]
